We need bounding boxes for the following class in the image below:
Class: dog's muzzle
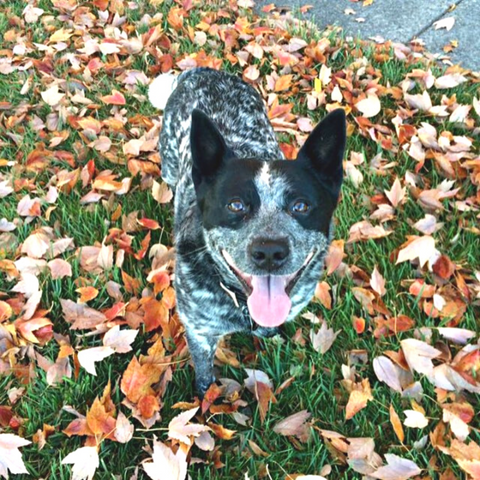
[222,249,315,328]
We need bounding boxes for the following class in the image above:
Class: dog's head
[190,108,346,328]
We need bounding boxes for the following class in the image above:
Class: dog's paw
[253,326,281,338]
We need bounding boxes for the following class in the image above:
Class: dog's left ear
[190,109,234,189]
[297,109,346,197]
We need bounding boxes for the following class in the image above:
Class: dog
[149,67,346,396]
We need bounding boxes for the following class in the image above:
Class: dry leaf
[396,236,439,268]
[433,17,455,31]
[310,322,340,354]
[272,410,311,440]
[103,325,138,353]
[385,177,406,208]
[0,433,31,476]
[370,266,386,297]
[401,338,441,377]
[114,411,134,444]
[389,405,404,443]
[403,410,428,429]
[143,439,187,480]
[61,446,99,480]
[371,453,422,479]
[356,93,381,118]
[168,407,210,445]
[345,379,373,420]
[77,346,115,375]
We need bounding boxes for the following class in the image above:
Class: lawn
[0,0,479,479]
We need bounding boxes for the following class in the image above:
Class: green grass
[0,0,479,479]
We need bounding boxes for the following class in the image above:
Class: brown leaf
[120,356,164,403]
[272,410,311,441]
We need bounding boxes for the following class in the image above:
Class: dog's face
[190,109,346,328]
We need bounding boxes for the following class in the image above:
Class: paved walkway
[255,0,480,72]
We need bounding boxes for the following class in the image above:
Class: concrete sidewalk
[255,0,480,72]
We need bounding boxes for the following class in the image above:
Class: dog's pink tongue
[247,276,291,327]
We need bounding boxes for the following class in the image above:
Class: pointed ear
[297,109,346,196]
[190,109,233,188]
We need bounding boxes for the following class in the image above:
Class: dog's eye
[291,200,310,214]
[227,199,246,213]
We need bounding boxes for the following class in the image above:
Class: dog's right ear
[190,109,233,188]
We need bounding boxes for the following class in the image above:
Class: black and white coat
[150,68,346,394]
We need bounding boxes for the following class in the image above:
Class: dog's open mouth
[221,249,316,328]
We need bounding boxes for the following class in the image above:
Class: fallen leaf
[401,338,441,377]
[61,446,99,480]
[390,405,405,443]
[396,236,439,268]
[434,17,455,31]
[0,433,31,476]
[272,410,311,440]
[99,90,126,105]
[403,410,428,429]
[103,325,138,353]
[385,177,406,208]
[310,322,340,354]
[41,85,65,106]
[371,453,422,479]
[77,346,115,375]
[48,259,72,279]
[437,328,475,344]
[168,407,210,445]
[143,439,187,480]
[114,411,134,443]
[370,266,386,297]
[345,379,373,420]
[356,93,381,118]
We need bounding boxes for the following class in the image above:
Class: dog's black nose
[249,238,290,271]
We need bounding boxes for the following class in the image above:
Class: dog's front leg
[185,330,220,397]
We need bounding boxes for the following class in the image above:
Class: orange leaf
[121,270,141,294]
[274,74,293,92]
[76,286,99,303]
[314,281,332,309]
[138,395,160,420]
[389,404,405,443]
[99,90,126,105]
[86,397,116,438]
[352,316,365,334]
[121,357,164,403]
[143,297,169,332]
[345,379,373,420]
[138,218,161,230]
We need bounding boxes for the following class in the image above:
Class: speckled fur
[156,68,342,394]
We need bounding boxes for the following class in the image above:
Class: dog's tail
[148,73,178,110]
